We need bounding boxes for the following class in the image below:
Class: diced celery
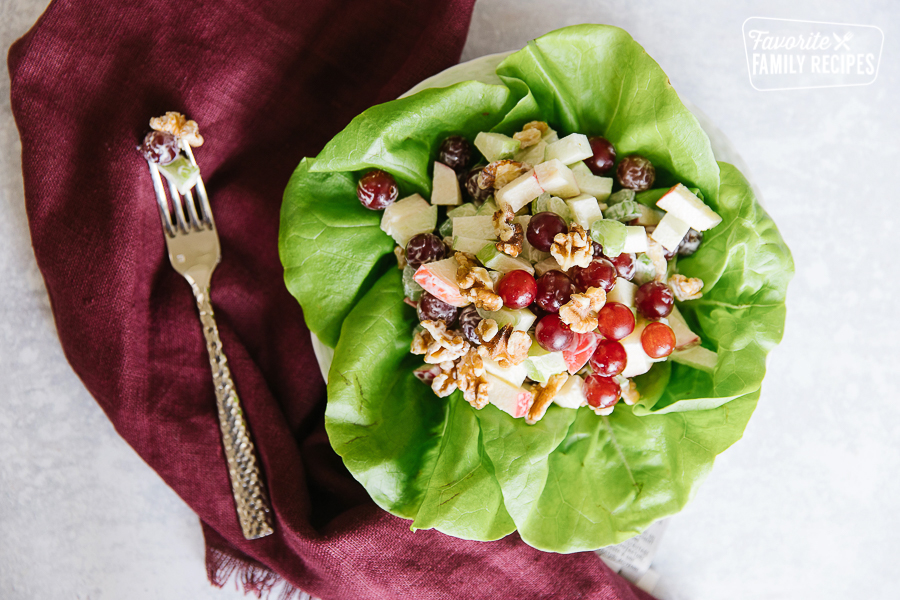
[607,189,636,205]
[438,218,453,237]
[447,203,478,218]
[603,200,642,223]
[402,265,424,301]
[158,156,200,195]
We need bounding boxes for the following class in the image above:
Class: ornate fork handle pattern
[195,287,274,540]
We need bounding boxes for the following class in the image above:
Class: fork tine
[166,178,190,233]
[182,187,203,231]
[182,144,214,229]
[147,162,176,237]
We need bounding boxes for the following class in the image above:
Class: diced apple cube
[476,306,536,331]
[483,356,529,388]
[570,162,613,200]
[649,212,691,252]
[431,162,462,206]
[452,215,496,240]
[380,194,438,247]
[515,139,547,165]
[447,203,478,218]
[607,278,637,308]
[534,159,580,198]
[451,236,493,254]
[413,257,469,307]
[534,256,563,276]
[634,204,664,227]
[619,320,658,378]
[476,245,535,275]
[475,132,520,162]
[496,169,543,213]
[622,225,648,253]
[553,374,587,409]
[667,306,701,350]
[523,347,568,384]
[545,133,593,165]
[670,345,718,372]
[656,184,722,231]
[486,373,533,418]
[565,193,604,229]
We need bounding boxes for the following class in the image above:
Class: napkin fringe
[208,546,311,600]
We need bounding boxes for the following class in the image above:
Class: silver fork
[146,141,274,540]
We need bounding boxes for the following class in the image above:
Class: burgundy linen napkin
[9,1,655,598]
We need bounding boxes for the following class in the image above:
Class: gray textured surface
[2,1,899,599]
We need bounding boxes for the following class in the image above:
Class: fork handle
[195,288,274,540]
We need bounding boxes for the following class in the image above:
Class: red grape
[418,292,459,326]
[591,241,604,258]
[464,166,492,203]
[584,374,620,409]
[641,321,675,358]
[589,339,627,377]
[140,130,180,165]
[459,305,482,345]
[535,313,576,352]
[438,135,471,171]
[635,281,674,319]
[616,155,656,191]
[677,229,703,257]
[535,270,574,313]
[572,258,617,292]
[357,170,399,210]
[497,270,537,309]
[609,252,636,280]
[527,212,568,252]
[586,136,617,175]
[597,302,635,341]
[406,233,446,267]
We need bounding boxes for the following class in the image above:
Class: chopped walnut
[526,372,569,424]
[550,224,592,271]
[475,318,498,343]
[410,320,469,364]
[479,160,531,190]
[394,246,407,269]
[620,378,640,406]
[646,239,669,281]
[668,274,704,301]
[492,206,524,257]
[513,128,542,148]
[149,112,204,147]
[431,361,459,397]
[478,324,531,368]
[455,252,503,311]
[559,287,607,333]
[522,120,549,133]
[455,348,491,409]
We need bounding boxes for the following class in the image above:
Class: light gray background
[1,1,897,599]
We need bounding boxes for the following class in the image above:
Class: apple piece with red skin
[485,373,534,419]
[413,257,469,308]
[562,331,600,374]
[667,306,701,350]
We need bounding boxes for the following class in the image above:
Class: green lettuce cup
[279,24,793,552]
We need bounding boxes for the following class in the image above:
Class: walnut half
[455,252,503,311]
[526,372,568,424]
[550,224,592,271]
[668,274,704,301]
[477,324,531,368]
[492,205,523,257]
[411,320,469,364]
[559,287,607,334]
[149,112,204,147]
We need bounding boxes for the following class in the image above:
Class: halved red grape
[635,281,674,319]
[498,270,537,309]
[589,339,627,377]
[418,292,459,326]
[641,321,676,358]
[572,258,617,292]
[677,229,703,257]
[609,252,636,280]
[464,166,492,203]
[584,374,620,409]
[586,136,617,175]
[140,130,180,165]
[527,212,568,252]
[406,233,446,267]
[535,270,574,313]
[459,305,482,345]
[616,155,655,191]
[597,302,635,341]
[357,170,399,210]
[438,135,471,171]
[535,313,576,352]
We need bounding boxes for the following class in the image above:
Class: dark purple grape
[406,233,446,268]
[357,170,399,210]
[438,135,471,171]
[418,292,459,326]
[592,241,604,258]
[139,130,180,165]
[589,339,627,377]
[527,212,568,252]
[464,166,492,203]
[459,305,482,345]
[535,270,574,313]
[572,258,617,293]
[609,252,636,280]
[616,155,656,191]
[586,136,617,175]
[677,229,703,257]
[635,281,674,320]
